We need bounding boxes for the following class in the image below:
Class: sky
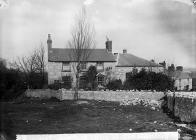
[0,0,196,68]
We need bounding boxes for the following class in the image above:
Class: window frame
[97,75,105,85]
[96,62,104,71]
[80,62,87,71]
[62,62,71,72]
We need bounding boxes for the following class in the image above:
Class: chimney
[176,66,183,71]
[105,38,112,53]
[123,49,127,54]
[47,34,52,50]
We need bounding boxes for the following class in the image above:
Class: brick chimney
[47,34,52,50]
[105,38,112,53]
[123,49,127,54]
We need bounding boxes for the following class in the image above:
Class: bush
[124,70,174,91]
[106,79,122,91]
[0,67,26,101]
[48,82,61,90]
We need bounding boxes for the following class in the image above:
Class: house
[114,50,164,82]
[47,34,164,87]
[174,71,192,91]
[47,34,116,87]
[191,72,196,90]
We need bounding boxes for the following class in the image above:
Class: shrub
[106,79,122,91]
[124,70,174,91]
[48,82,61,90]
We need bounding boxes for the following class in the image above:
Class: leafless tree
[11,44,46,88]
[33,43,46,85]
[67,7,96,100]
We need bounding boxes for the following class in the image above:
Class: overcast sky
[0,0,196,68]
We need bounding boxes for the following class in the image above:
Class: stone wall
[167,92,196,123]
[174,78,192,91]
[25,89,164,102]
[48,61,116,85]
[48,62,62,84]
[25,89,62,100]
[60,90,164,101]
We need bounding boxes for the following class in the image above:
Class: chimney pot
[47,34,52,49]
[123,49,127,54]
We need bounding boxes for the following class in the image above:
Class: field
[0,97,195,140]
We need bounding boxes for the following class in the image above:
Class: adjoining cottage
[114,50,164,82]
[47,34,164,88]
[174,71,192,91]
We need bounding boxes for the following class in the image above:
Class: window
[106,67,112,71]
[81,62,87,70]
[62,62,70,72]
[97,62,104,71]
[62,76,71,89]
[79,75,87,89]
[97,75,104,85]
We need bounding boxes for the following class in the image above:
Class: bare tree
[11,44,46,88]
[33,43,46,86]
[68,7,96,100]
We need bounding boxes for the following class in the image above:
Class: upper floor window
[97,62,104,71]
[106,67,112,71]
[62,62,70,72]
[81,62,87,70]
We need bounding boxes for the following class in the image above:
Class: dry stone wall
[167,92,196,123]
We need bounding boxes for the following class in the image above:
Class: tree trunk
[74,73,79,100]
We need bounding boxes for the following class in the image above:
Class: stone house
[47,34,116,87]
[114,50,164,82]
[174,71,192,91]
[47,34,164,87]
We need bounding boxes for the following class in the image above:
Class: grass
[0,97,195,139]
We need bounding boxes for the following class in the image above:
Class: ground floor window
[62,76,71,89]
[97,75,104,85]
[79,75,88,89]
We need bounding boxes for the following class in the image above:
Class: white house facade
[174,71,192,91]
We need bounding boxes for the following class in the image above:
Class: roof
[174,71,191,79]
[116,53,162,67]
[48,48,116,62]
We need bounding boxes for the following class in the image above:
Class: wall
[25,89,164,102]
[48,61,116,85]
[60,90,164,102]
[167,92,196,123]
[48,61,163,85]
[175,79,192,90]
[192,78,196,90]
[48,62,62,84]
[25,89,62,100]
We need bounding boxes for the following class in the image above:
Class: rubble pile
[120,98,162,110]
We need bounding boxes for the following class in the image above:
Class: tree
[67,7,96,100]
[11,44,46,88]
[33,43,46,86]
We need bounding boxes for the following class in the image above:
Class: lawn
[0,98,195,140]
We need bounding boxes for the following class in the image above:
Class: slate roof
[116,53,162,67]
[48,48,116,62]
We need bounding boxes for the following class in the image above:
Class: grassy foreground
[0,98,194,140]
